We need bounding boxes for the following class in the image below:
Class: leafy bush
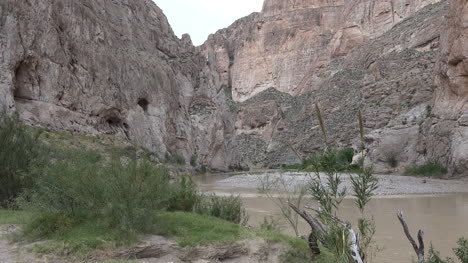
[427,244,454,263]
[21,149,171,233]
[168,176,200,212]
[454,238,468,263]
[0,110,42,207]
[283,148,356,172]
[196,194,248,225]
[405,163,448,177]
[166,153,186,165]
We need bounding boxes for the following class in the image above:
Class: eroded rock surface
[1,0,466,175]
[0,0,236,170]
[420,0,468,176]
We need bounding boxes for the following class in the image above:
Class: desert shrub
[22,213,80,240]
[405,163,448,177]
[196,194,248,225]
[284,148,356,172]
[427,244,455,263]
[385,151,399,168]
[21,149,171,233]
[167,176,200,212]
[190,155,197,167]
[166,153,186,165]
[454,238,468,263]
[337,147,354,165]
[0,110,42,207]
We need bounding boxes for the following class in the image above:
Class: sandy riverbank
[202,172,468,196]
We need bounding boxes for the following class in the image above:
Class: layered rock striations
[202,0,449,171]
[1,0,466,175]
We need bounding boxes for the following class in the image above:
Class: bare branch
[397,210,425,263]
[288,202,326,255]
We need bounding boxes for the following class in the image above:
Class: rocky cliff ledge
[0,0,466,175]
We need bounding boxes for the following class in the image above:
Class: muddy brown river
[195,173,468,263]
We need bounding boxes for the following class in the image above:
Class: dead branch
[397,210,425,263]
[305,205,364,263]
[288,202,326,255]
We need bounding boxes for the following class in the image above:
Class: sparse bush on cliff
[0,110,42,208]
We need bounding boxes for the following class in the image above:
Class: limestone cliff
[201,0,449,171]
[0,0,236,170]
[1,0,466,175]
[420,0,468,176]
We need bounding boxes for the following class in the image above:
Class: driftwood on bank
[397,210,425,263]
[288,202,325,255]
[305,205,364,263]
[288,202,365,263]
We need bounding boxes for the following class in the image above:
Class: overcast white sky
[153,0,264,46]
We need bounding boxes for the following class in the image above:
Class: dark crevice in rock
[138,98,149,112]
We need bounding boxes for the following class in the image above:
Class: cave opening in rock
[106,116,122,126]
[138,98,149,112]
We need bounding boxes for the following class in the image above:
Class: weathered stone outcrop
[0,0,236,170]
[419,0,468,176]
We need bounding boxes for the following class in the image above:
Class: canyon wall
[420,0,468,175]
[201,0,449,171]
[0,0,236,170]
[1,0,466,175]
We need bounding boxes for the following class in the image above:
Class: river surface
[195,173,468,263]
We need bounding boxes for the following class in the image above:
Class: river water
[195,174,468,263]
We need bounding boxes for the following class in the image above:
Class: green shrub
[454,238,468,263]
[190,155,197,167]
[21,149,171,233]
[427,244,454,263]
[0,110,42,207]
[405,163,448,177]
[283,148,356,172]
[166,153,186,165]
[196,194,248,225]
[385,151,399,168]
[22,213,80,240]
[168,176,200,212]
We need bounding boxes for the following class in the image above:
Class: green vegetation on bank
[0,210,32,225]
[0,110,309,262]
[282,147,360,173]
[405,163,448,177]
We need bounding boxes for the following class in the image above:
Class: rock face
[420,0,468,176]
[0,0,466,175]
[0,0,236,170]
[202,0,448,170]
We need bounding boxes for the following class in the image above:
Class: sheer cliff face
[201,0,449,172]
[209,0,440,102]
[1,0,465,175]
[0,0,236,170]
[422,0,468,175]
